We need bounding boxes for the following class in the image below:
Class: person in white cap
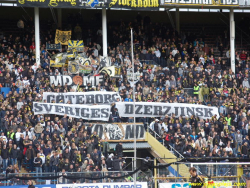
[150,118,161,135]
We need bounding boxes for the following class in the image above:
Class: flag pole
[131,28,137,186]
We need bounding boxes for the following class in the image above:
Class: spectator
[50,151,59,173]
[26,144,36,172]
[34,153,42,176]
[34,122,44,139]
[115,142,123,157]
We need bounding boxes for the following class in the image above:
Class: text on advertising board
[109,0,158,7]
[164,0,238,5]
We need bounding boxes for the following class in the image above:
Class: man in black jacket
[1,145,8,171]
[34,153,42,177]
[28,180,35,188]
[242,142,249,159]
[10,144,18,166]
[17,147,23,170]
[50,151,59,173]
[115,142,123,157]
[113,156,124,171]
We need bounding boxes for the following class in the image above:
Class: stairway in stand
[145,132,190,178]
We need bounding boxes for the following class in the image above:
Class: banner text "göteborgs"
[43,91,121,104]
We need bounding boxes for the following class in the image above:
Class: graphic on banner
[87,0,99,7]
[68,40,84,51]
[78,57,93,74]
[100,66,121,77]
[46,43,61,50]
[115,102,219,119]
[33,102,110,121]
[99,56,111,67]
[43,91,121,104]
[55,30,71,45]
[115,66,121,76]
[100,66,115,77]
[68,61,79,74]
[127,69,141,82]
[50,53,68,67]
[50,75,103,86]
[88,123,145,140]
[56,182,148,188]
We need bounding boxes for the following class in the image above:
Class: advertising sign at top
[16,0,159,9]
[163,0,238,6]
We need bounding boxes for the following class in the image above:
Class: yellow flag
[68,40,84,51]
[55,29,71,45]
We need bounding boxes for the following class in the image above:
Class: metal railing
[147,126,185,159]
[1,171,138,186]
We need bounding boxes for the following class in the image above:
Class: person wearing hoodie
[242,77,250,88]
[34,122,44,139]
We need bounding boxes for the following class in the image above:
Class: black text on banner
[50,75,103,86]
[43,91,121,104]
[33,102,110,121]
[115,102,219,119]
[88,123,145,140]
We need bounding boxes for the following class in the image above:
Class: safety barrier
[0,171,153,186]
[0,182,149,188]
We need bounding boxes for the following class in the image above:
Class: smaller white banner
[56,182,148,188]
[43,91,121,104]
[33,102,110,121]
[115,102,219,119]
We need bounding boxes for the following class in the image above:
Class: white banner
[50,75,103,86]
[115,102,219,119]
[159,181,232,188]
[89,123,145,140]
[56,182,148,188]
[43,91,121,104]
[33,102,110,121]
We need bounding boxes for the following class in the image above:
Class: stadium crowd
[0,14,250,181]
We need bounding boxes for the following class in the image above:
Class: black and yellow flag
[100,66,115,77]
[55,29,71,45]
[68,40,84,51]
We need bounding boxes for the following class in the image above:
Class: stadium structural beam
[102,8,108,57]
[57,8,62,29]
[34,7,40,67]
[175,8,180,34]
[230,8,235,74]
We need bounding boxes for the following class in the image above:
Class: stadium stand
[0,9,250,187]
